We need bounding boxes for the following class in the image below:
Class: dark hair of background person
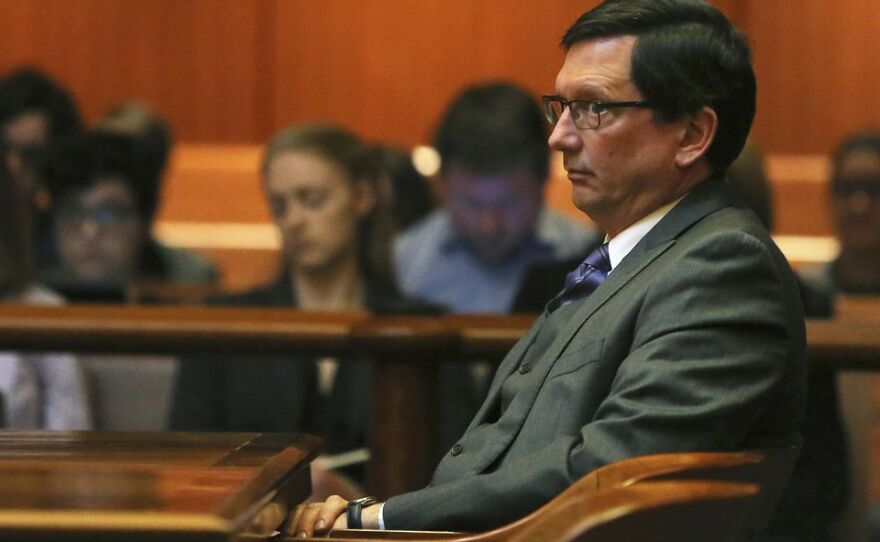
[831,129,880,174]
[94,102,173,223]
[261,122,396,290]
[0,160,32,295]
[562,0,756,175]
[377,146,436,230]
[432,81,550,183]
[725,141,773,231]
[0,68,82,140]
[43,131,153,222]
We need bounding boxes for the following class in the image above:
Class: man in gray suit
[293,0,806,535]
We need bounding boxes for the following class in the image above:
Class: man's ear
[675,106,718,169]
[353,178,378,218]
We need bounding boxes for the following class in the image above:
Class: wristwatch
[346,496,378,529]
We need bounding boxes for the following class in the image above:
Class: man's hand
[288,495,383,537]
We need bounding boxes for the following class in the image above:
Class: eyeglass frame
[542,95,653,130]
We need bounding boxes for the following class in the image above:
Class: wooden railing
[0,304,877,498]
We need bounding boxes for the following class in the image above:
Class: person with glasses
[292,0,806,535]
[41,130,212,298]
[801,130,880,297]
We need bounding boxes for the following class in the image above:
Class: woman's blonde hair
[262,122,395,289]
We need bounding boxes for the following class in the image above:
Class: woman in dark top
[170,124,449,488]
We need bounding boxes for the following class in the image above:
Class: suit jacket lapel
[535,176,736,368]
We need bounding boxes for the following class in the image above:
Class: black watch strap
[346,496,377,529]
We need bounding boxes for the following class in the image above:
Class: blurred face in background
[832,149,880,256]
[54,177,145,283]
[1,111,49,200]
[444,164,542,265]
[265,151,375,276]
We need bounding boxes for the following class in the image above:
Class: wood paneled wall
[1,1,875,154]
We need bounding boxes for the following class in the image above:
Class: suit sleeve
[383,231,805,531]
[169,354,227,431]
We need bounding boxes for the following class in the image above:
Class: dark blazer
[169,276,460,468]
[383,176,807,531]
[169,277,369,455]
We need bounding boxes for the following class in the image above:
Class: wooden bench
[0,305,875,502]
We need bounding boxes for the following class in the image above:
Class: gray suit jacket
[383,177,807,531]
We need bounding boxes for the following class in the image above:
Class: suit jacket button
[451,443,463,456]
[519,363,532,374]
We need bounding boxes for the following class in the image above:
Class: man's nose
[846,191,872,215]
[478,208,504,238]
[547,110,580,152]
[80,219,102,238]
[281,207,306,231]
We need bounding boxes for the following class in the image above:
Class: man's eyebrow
[560,80,613,101]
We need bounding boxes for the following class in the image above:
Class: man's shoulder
[393,210,454,279]
[797,262,836,296]
[395,211,450,251]
[154,242,219,284]
[536,208,601,258]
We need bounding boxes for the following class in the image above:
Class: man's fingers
[286,503,309,536]
[315,495,349,534]
[288,495,349,537]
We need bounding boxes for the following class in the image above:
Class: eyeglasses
[0,142,47,169]
[57,203,139,228]
[832,178,880,200]
[542,95,653,130]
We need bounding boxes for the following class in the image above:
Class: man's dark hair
[433,82,550,183]
[44,131,157,222]
[563,0,756,174]
[96,102,174,221]
[832,130,880,176]
[0,159,32,294]
[0,68,82,140]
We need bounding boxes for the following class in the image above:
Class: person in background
[394,81,600,315]
[40,130,215,301]
[92,102,218,288]
[171,123,439,490]
[0,152,91,429]
[798,130,880,542]
[726,142,848,542]
[800,130,880,296]
[377,145,436,231]
[394,83,601,443]
[0,67,83,267]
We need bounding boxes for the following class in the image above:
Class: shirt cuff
[377,502,386,530]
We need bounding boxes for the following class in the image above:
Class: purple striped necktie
[554,243,611,309]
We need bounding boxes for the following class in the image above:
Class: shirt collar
[606,196,684,270]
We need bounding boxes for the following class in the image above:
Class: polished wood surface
[0,431,320,541]
[0,305,875,501]
[0,304,367,355]
[319,450,782,542]
[0,304,879,369]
